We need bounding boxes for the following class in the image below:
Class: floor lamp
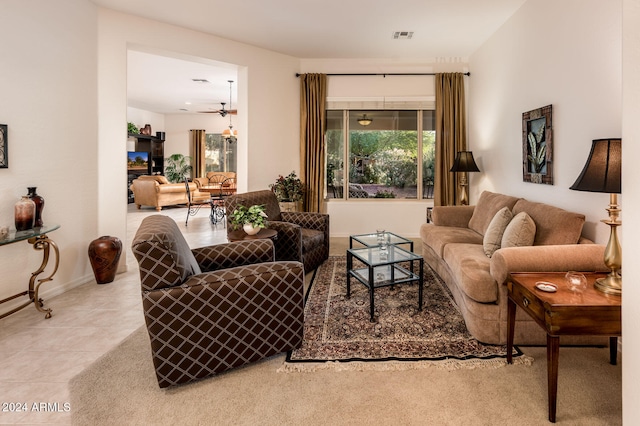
[570,138,622,295]
[450,151,480,205]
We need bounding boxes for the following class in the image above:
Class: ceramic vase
[243,223,261,236]
[88,236,123,284]
[14,196,35,231]
[27,187,44,227]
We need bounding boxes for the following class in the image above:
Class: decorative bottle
[27,187,44,227]
[15,196,35,231]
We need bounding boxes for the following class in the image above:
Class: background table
[228,228,277,242]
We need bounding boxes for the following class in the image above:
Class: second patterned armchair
[225,190,330,272]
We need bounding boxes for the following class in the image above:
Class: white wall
[468,0,622,245]
[300,58,470,236]
[472,0,637,418]
[622,0,640,421]
[0,0,99,314]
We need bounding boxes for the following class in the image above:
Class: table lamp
[569,138,622,295]
[450,151,480,205]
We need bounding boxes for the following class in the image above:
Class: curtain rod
[295,72,470,77]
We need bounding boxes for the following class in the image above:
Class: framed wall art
[0,124,7,168]
[522,105,552,185]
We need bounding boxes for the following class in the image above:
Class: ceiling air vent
[191,78,209,83]
[392,31,414,40]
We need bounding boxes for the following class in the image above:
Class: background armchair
[225,190,330,272]
[132,214,304,388]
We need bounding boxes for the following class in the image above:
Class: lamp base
[594,274,622,296]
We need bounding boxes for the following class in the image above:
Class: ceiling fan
[198,80,237,116]
[199,102,237,116]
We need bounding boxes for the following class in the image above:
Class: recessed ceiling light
[392,31,414,40]
[185,101,192,105]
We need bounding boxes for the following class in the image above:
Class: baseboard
[0,274,94,319]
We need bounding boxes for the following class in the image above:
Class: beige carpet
[69,324,621,425]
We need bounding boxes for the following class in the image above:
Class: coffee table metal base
[346,247,423,322]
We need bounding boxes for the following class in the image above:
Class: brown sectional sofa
[420,191,608,345]
[130,175,210,211]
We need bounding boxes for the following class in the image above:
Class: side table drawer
[509,281,545,324]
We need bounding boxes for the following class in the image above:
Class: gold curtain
[299,73,327,213]
[190,129,206,178]
[434,73,467,206]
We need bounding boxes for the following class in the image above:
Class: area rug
[279,256,532,372]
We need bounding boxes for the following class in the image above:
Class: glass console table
[0,224,60,319]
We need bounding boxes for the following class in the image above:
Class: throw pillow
[482,207,513,257]
[501,211,536,248]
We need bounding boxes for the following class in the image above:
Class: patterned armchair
[225,190,330,272]
[131,214,304,388]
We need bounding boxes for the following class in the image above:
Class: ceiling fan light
[222,125,237,139]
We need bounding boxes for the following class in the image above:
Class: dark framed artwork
[522,105,552,184]
[0,124,7,168]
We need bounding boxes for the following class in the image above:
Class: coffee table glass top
[348,244,421,267]
[350,231,412,248]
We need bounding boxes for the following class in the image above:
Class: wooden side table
[227,228,277,242]
[506,272,621,423]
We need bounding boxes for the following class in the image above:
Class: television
[127,151,150,174]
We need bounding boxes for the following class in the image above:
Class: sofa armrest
[490,244,607,285]
[432,205,475,228]
[192,240,275,272]
[131,179,161,206]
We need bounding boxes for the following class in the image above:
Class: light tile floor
[0,205,229,425]
[0,205,409,424]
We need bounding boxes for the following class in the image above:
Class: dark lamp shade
[570,139,621,194]
[450,151,480,173]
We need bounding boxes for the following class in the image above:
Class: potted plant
[269,171,304,212]
[229,204,268,235]
[164,154,192,183]
[127,122,139,134]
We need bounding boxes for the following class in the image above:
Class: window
[326,110,435,200]
[205,133,237,173]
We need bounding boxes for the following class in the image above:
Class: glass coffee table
[349,231,414,251]
[346,244,424,322]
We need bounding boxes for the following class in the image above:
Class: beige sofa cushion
[442,243,497,303]
[420,224,483,258]
[501,211,536,248]
[468,191,520,236]
[483,207,513,257]
[512,199,585,245]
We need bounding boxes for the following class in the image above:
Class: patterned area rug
[280,256,532,372]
